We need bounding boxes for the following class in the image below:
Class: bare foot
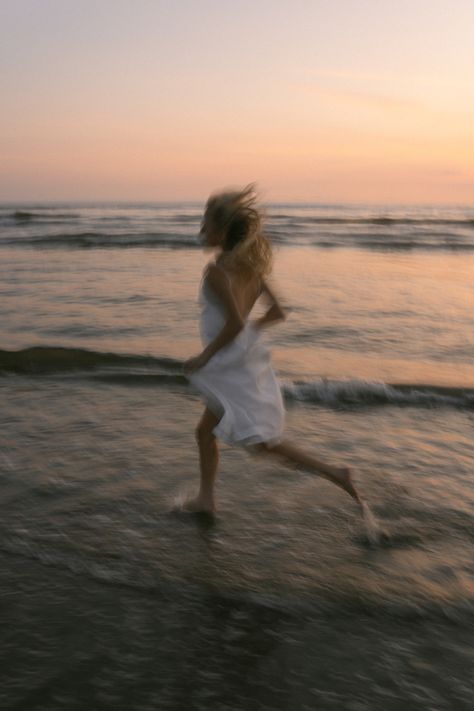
[359,500,390,545]
[181,495,216,515]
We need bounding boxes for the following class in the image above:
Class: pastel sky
[1,0,473,203]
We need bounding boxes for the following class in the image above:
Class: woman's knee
[195,421,216,446]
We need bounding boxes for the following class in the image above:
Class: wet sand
[1,381,473,709]
[2,548,473,711]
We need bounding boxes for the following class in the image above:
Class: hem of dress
[188,377,284,449]
[215,424,284,449]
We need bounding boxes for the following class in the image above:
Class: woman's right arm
[255,280,287,329]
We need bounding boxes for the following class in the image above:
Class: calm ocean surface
[1,202,473,709]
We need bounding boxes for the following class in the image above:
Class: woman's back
[224,269,262,321]
[200,265,261,346]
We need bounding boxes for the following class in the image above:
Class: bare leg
[183,407,220,513]
[257,439,386,543]
[257,439,362,504]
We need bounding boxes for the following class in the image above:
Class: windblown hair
[205,184,272,280]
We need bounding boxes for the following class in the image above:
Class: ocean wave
[0,346,181,375]
[0,232,199,249]
[4,210,82,221]
[87,372,188,386]
[283,378,474,409]
[356,239,474,251]
[4,232,472,251]
[309,235,474,251]
[2,347,473,409]
[270,215,474,226]
[2,209,474,251]
[168,214,201,222]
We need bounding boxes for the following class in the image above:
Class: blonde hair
[205,183,272,280]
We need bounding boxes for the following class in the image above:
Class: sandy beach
[2,543,473,710]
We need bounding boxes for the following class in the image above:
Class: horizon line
[1,199,472,209]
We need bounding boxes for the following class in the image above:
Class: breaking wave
[2,347,473,409]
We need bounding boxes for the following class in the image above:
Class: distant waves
[0,232,198,249]
[1,203,474,251]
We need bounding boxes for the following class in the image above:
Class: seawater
[1,203,473,709]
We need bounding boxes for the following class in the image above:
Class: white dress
[188,270,285,447]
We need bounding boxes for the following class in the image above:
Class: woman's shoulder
[203,261,233,291]
[205,259,262,294]
[204,259,227,277]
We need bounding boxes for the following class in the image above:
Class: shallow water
[1,202,473,708]
[1,380,473,607]
[1,382,473,708]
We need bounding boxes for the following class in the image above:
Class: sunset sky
[1,0,473,203]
